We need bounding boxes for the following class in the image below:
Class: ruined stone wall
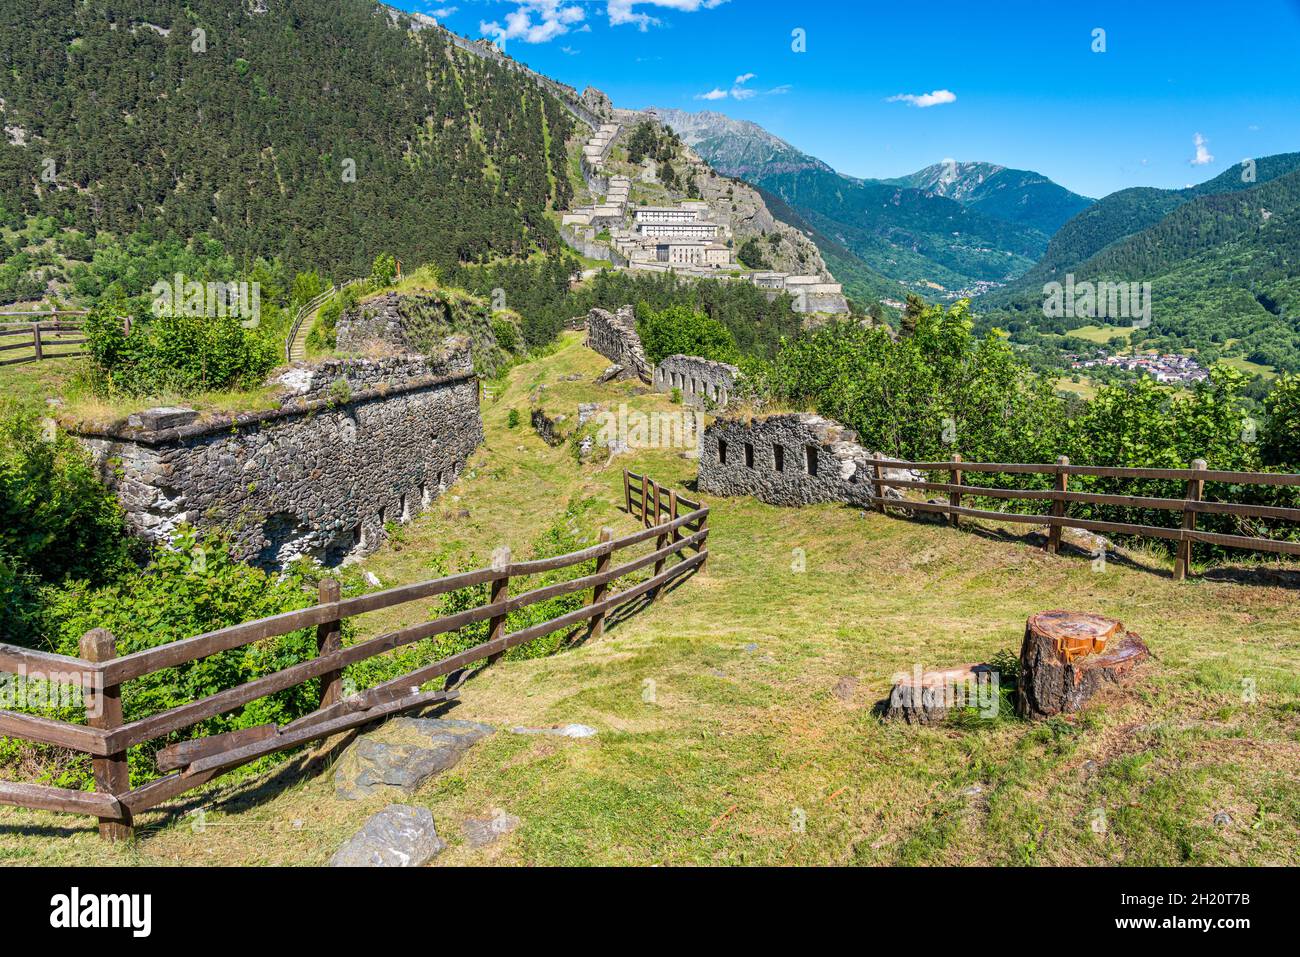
[698,414,876,507]
[336,291,518,378]
[584,306,650,382]
[74,351,483,569]
[654,354,738,409]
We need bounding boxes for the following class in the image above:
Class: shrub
[636,304,740,366]
[370,252,398,288]
[83,286,279,395]
[0,403,132,594]
[27,530,326,787]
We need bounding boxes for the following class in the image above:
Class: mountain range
[657,108,1300,372]
[654,108,1093,296]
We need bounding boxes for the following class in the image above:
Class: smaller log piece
[1016,611,1149,720]
[885,663,998,725]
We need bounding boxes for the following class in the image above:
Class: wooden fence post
[871,453,885,513]
[699,508,710,569]
[640,475,650,526]
[316,578,343,708]
[32,323,42,362]
[623,469,632,515]
[1047,455,1069,554]
[1174,458,1206,581]
[653,481,662,529]
[588,528,614,640]
[669,489,679,546]
[949,454,962,528]
[80,628,133,842]
[486,547,512,663]
[652,493,669,600]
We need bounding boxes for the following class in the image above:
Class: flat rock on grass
[334,717,495,801]
[330,805,446,867]
[509,723,598,738]
[461,808,521,848]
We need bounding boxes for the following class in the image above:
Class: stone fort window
[774,445,785,472]
[718,439,728,465]
[805,445,818,476]
[744,442,754,468]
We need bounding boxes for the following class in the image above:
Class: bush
[0,403,132,594]
[370,252,398,288]
[636,304,740,366]
[83,286,279,395]
[27,530,325,787]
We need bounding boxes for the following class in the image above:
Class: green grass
[1054,376,1100,399]
[1066,324,1135,345]
[1218,356,1278,379]
[3,331,1298,866]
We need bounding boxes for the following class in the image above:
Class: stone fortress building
[697,413,924,508]
[555,95,848,315]
[73,342,484,570]
[655,354,739,408]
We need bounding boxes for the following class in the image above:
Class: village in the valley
[1068,348,1209,385]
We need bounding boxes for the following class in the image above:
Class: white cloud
[480,0,726,42]
[428,6,458,17]
[694,73,789,102]
[1190,132,1214,166]
[886,89,957,108]
[607,0,729,32]
[480,0,586,45]
[560,45,579,55]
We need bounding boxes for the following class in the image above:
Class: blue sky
[395,0,1300,199]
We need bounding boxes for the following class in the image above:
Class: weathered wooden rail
[0,312,88,366]
[870,455,1300,579]
[0,477,708,840]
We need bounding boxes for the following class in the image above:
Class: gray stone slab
[330,804,445,867]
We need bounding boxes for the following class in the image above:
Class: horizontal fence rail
[0,316,88,366]
[869,454,1300,578]
[0,479,709,839]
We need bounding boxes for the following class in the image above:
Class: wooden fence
[0,312,88,367]
[869,454,1300,579]
[285,279,364,363]
[0,477,708,840]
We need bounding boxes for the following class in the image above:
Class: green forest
[0,0,576,286]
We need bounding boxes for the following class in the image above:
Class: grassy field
[1218,356,1278,380]
[3,332,1298,866]
[1053,376,1100,399]
[1066,324,1135,345]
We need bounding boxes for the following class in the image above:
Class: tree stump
[1016,611,1149,720]
[885,663,999,724]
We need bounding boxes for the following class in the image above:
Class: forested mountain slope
[0,0,577,280]
[983,168,1300,371]
[886,160,1093,236]
[657,109,1089,294]
[978,153,1300,312]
